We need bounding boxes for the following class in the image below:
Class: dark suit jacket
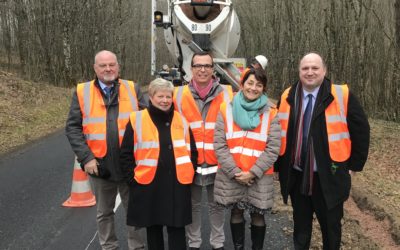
[275,78,370,209]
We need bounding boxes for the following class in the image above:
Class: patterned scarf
[292,83,315,196]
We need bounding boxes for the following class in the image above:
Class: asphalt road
[0,130,293,250]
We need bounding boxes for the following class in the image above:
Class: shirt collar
[98,80,114,91]
[302,86,320,100]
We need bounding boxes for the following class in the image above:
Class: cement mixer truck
[151,0,246,90]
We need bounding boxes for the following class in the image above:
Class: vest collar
[285,78,334,121]
[287,78,333,106]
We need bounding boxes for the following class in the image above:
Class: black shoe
[189,248,200,250]
[213,248,224,250]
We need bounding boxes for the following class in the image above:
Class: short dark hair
[241,67,268,92]
[191,51,214,66]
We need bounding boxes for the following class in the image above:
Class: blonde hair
[148,78,174,97]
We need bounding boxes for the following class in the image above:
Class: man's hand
[84,159,98,176]
[235,171,255,186]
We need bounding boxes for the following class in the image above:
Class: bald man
[275,52,370,249]
[66,50,146,249]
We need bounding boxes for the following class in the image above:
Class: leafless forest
[0,0,399,121]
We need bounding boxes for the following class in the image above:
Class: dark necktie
[104,86,113,101]
[301,94,313,167]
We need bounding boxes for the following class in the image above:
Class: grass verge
[0,70,72,154]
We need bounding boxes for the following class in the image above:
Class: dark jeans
[146,225,186,250]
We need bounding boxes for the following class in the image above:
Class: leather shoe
[189,248,200,250]
[213,248,224,250]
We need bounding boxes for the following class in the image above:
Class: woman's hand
[234,171,255,186]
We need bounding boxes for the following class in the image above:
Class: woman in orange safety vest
[213,68,281,250]
[120,78,198,250]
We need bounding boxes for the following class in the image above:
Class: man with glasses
[173,51,233,250]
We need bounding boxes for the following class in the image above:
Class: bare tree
[0,0,398,120]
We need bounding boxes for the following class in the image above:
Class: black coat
[275,78,370,209]
[120,103,198,227]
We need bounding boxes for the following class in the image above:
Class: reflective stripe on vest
[325,84,351,161]
[77,79,138,157]
[174,84,233,167]
[220,101,276,175]
[277,88,291,156]
[196,165,218,175]
[131,109,194,185]
[278,84,351,162]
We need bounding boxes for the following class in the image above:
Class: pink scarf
[192,79,213,100]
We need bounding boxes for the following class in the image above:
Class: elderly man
[66,50,146,250]
[275,52,370,250]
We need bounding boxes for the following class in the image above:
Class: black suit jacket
[275,78,370,209]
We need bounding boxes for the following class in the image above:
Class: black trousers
[289,170,343,250]
[146,225,186,250]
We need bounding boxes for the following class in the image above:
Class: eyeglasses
[192,64,214,70]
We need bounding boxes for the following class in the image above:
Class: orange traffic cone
[62,157,96,207]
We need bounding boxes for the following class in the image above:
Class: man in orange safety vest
[275,52,370,250]
[66,50,146,250]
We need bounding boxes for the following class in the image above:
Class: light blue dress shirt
[98,80,114,95]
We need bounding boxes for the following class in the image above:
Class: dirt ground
[348,119,400,249]
[0,69,399,249]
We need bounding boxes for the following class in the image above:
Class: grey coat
[213,100,281,209]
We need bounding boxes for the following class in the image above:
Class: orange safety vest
[219,102,277,175]
[239,67,251,85]
[130,109,194,185]
[278,84,351,162]
[77,79,139,158]
[174,84,233,167]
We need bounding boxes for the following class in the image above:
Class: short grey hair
[148,78,174,97]
[94,50,119,65]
